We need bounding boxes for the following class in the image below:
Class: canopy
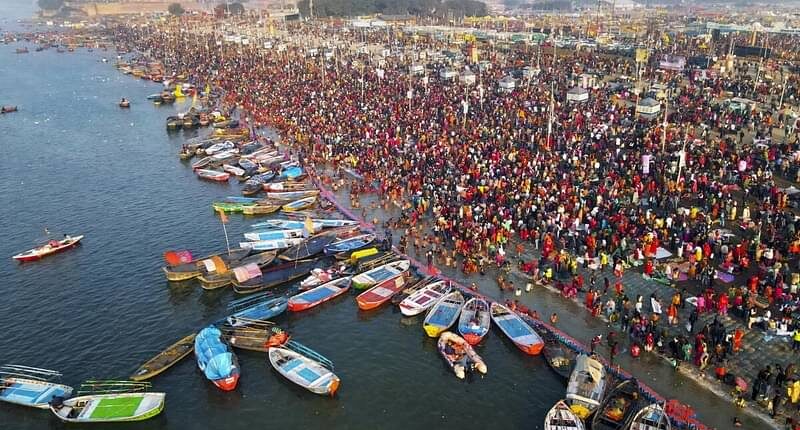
[233,263,262,283]
[164,250,193,266]
[204,352,235,380]
[203,256,228,274]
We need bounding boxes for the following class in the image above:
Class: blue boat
[243,229,304,242]
[194,326,240,391]
[251,220,320,231]
[457,297,491,345]
[249,172,276,183]
[226,294,289,325]
[279,166,303,180]
[0,365,73,409]
[323,234,376,255]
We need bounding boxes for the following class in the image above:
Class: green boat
[212,201,255,213]
[50,392,165,423]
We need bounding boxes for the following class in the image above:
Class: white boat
[268,347,340,396]
[243,229,304,241]
[49,392,165,423]
[544,400,585,430]
[566,354,608,420]
[0,365,73,409]
[352,259,410,290]
[204,141,234,155]
[240,238,305,251]
[399,280,451,316]
[628,403,671,430]
[211,149,239,161]
[222,164,246,177]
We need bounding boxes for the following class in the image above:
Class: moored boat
[544,400,585,430]
[241,203,281,215]
[422,291,465,337]
[566,354,608,420]
[628,403,671,430]
[240,238,305,251]
[194,326,240,391]
[161,249,248,282]
[391,276,430,305]
[323,233,376,255]
[268,344,339,396]
[399,280,451,317]
[281,197,317,212]
[437,331,487,379]
[278,235,336,261]
[591,378,642,430]
[199,251,277,290]
[49,390,165,423]
[457,297,491,345]
[252,219,322,231]
[221,322,289,352]
[266,190,320,200]
[0,365,73,409]
[195,169,230,182]
[225,294,289,324]
[542,336,578,380]
[232,259,318,294]
[289,277,351,312]
[352,259,410,290]
[356,274,407,310]
[243,229,304,242]
[489,302,544,355]
[130,334,196,381]
[12,235,83,262]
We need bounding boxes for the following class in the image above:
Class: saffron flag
[216,208,229,224]
[303,216,315,238]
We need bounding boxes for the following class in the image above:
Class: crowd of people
[109,16,800,424]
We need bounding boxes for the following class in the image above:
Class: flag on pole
[303,216,315,238]
[216,208,229,224]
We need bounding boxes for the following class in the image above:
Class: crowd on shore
[108,18,800,426]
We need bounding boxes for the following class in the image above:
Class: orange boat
[356,274,406,311]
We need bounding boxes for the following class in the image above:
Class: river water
[0,4,765,430]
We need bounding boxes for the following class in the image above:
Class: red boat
[288,277,351,312]
[12,235,84,262]
[196,169,230,182]
[356,274,406,311]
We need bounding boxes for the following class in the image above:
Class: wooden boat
[232,259,318,294]
[289,277,351,312]
[566,354,608,420]
[544,400,585,430]
[437,331,487,379]
[166,116,182,129]
[592,379,642,430]
[12,235,83,262]
[0,365,73,409]
[240,238,304,251]
[490,302,544,355]
[211,201,253,213]
[50,391,165,423]
[458,297,491,345]
[118,100,130,108]
[191,156,213,170]
[241,204,281,215]
[199,251,277,290]
[391,276,430,305]
[278,235,336,261]
[221,322,289,352]
[352,259,410,290]
[130,334,196,381]
[161,249,248,282]
[1,105,18,114]
[196,169,230,182]
[211,149,238,161]
[542,336,577,380]
[194,326,240,391]
[204,141,235,155]
[299,264,350,290]
[266,190,320,200]
[268,342,339,396]
[263,181,310,192]
[423,291,465,337]
[252,219,321,231]
[628,403,671,430]
[225,294,289,324]
[281,197,317,212]
[244,229,304,242]
[280,216,359,228]
[324,233,376,255]
[222,164,246,177]
[356,274,407,310]
[399,280,451,317]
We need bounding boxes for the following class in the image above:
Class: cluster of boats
[542,351,672,430]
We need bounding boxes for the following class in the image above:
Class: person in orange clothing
[733,328,744,353]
